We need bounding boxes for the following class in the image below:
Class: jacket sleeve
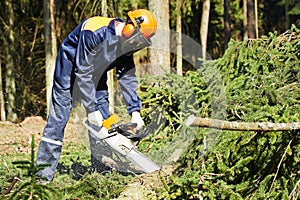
[116,55,142,114]
[74,30,100,113]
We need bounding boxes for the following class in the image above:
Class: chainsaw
[83,114,160,174]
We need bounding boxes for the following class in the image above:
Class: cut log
[185,115,300,132]
[114,165,176,200]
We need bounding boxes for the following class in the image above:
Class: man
[36,9,157,181]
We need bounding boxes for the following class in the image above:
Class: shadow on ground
[57,158,112,180]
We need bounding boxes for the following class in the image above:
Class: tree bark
[224,0,231,49]
[247,0,256,38]
[243,0,248,39]
[200,0,210,60]
[176,0,182,76]
[101,0,115,113]
[0,59,6,121]
[254,0,258,37]
[4,0,17,122]
[44,0,57,115]
[149,0,170,75]
[284,4,290,30]
[186,115,300,132]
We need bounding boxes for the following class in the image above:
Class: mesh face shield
[120,28,152,55]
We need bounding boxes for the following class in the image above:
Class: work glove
[88,110,103,127]
[131,111,144,131]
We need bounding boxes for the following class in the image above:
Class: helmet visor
[121,29,152,55]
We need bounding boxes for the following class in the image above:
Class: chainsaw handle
[122,123,137,130]
[108,123,137,136]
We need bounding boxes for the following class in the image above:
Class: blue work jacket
[53,17,141,114]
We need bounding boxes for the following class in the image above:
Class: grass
[0,128,134,199]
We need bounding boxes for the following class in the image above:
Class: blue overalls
[36,17,141,181]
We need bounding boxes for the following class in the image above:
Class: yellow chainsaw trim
[83,16,114,32]
[103,114,122,129]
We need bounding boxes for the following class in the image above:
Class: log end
[185,115,196,126]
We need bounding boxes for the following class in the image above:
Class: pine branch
[185,115,300,132]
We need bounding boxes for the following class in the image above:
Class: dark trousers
[36,86,110,181]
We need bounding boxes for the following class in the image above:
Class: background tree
[278,0,300,29]
[44,0,57,114]
[200,0,210,59]
[0,0,46,121]
[243,0,248,39]
[3,0,17,122]
[100,0,116,113]
[149,0,171,75]
[224,0,231,49]
[247,0,257,38]
[176,0,183,75]
[0,58,5,121]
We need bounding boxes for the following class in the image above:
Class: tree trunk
[0,59,6,121]
[4,0,17,122]
[243,0,248,39]
[186,115,300,132]
[200,0,210,60]
[200,0,211,154]
[224,0,231,49]
[101,0,115,113]
[176,0,182,75]
[44,0,57,115]
[149,0,170,75]
[284,4,290,30]
[247,0,256,38]
[254,0,258,37]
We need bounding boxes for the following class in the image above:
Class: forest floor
[0,115,96,194]
[0,116,172,199]
[0,116,82,157]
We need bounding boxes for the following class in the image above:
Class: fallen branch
[3,177,19,195]
[269,140,292,193]
[185,115,300,132]
[289,179,300,199]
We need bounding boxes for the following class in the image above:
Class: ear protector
[122,23,136,38]
[122,16,144,38]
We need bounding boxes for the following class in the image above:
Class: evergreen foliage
[219,25,300,123]
[58,171,134,199]
[8,135,60,200]
[138,27,300,199]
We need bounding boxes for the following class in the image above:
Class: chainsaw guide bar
[82,117,160,174]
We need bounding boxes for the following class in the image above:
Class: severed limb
[185,115,300,132]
